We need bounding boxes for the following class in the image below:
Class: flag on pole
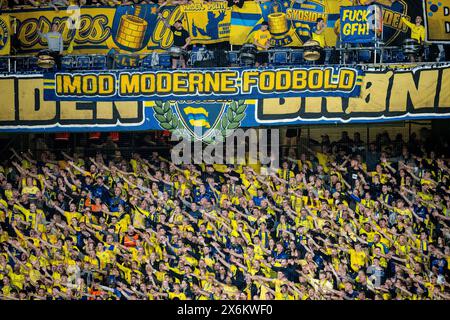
[67,28,77,54]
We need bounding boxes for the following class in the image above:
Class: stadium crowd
[0,132,449,300]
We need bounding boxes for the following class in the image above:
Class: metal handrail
[0,47,446,74]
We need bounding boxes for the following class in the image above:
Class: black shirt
[170,26,190,47]
[346,166,362,188]
[227,0,245,8]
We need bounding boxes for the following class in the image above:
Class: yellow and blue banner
[340,5,379,43]
[42,66,364,102]
[0,1,425,53]
[0,3,229,54]
[181,1,231,45]
[1,63,450,134]
[423,0,450,43]
[228,0,424,47]
[230,0,328,47]
[0,15,11,56]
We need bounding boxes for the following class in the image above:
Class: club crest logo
[153,100,247,143]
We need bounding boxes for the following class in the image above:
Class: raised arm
[67,161,88,176]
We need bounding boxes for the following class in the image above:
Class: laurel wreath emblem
[153,100,247,144]
[153,101,179,131]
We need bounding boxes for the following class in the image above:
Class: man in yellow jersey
[401,15,426,62]
[253,21,272,67]
[311,18,326,65]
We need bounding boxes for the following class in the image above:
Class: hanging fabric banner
[42,66,364,102]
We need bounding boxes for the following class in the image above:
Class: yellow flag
[230,1,262,45]
[424,1,450,42]
[0,15,11,56]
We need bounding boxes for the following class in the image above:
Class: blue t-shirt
[91,184,109,201]
[193,189,211,203]
[253,196,266,207]
[108,196,125,212]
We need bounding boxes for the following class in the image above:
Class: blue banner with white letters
[2,63,450,137]
[43,66,364,102]
[340,5,380,44]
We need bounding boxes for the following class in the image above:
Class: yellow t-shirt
[169,292,187,300]
[132,207,149,229]
[312,27,326,47]
[241,176,259,197]
[29,268,41,284]
[275,291,294,300]
[96,251,112,269]
[316,152,329,171]
[22,186,40,196]
[10,272,25,290]
[295,216,314,230]
[401,17,425,43]
[395,207,413,220]
[13,205,40,228]
[349,249,367,272]
[395,243,410,258]
[64,211,82,227]
[2,285,11,296]
[0,263,12,281]
[253,29,272,51]
[4,190,13,201]
[417,192,433,202]
[130,159,138,173]
[420,178,434,186]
